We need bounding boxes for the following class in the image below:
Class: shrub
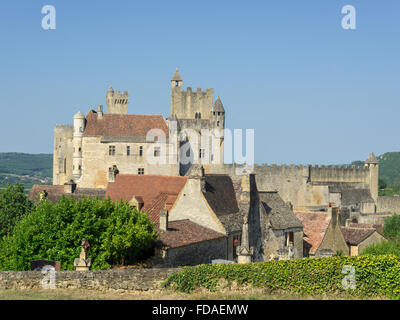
[0,183,34,238]
[163,255,400,299]
[0,196,157,270]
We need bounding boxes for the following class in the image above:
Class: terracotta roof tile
[156,219,226,249]
[294,211,331,255]
[341,227,377,245]
[83,110,169,138]
[105,174,187,223]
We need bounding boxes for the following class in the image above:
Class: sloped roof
[202,174,239,216]
[83,110,169,138]
[171,69,182,81]
[260,192,303,230]
[348,222,384,234]
[340,227,377,245]
[365,152,378,164]
[29,185,106,203]
[105,174,187,223]
[294,211,331,255]
[213,97,225,112]
[156,219,226,249]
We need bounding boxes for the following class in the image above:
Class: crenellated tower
[106,86,129,114]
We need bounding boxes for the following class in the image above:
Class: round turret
[74,110,85,119]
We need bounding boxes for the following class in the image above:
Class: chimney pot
[159,209,168,231]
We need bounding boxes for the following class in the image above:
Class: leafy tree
[382,214,400,240]
[0,184,34,238]
[379,178,387,190]
[0,196,157,271]
[361,240,400,257]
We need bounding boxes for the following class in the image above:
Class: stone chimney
[64,180,76,194]
[159,209,168,231]
[98,105,103,119]
[327,206,340,226]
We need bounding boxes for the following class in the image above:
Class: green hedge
[163,255,400,299]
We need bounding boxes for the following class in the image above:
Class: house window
[138,168,144,175]
[127,146,130,156]
[285,232,294,246]
[109,146,116,156]
[199,149,205,159]
[154,147,160,157]
[139,146,143,156]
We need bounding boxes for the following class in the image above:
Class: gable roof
[105,174,187,223]
[83,110,169,138]
[156,219,226,249]
[260,192,303,230]
[202,174,240,216]
[29,185,106,203]
[294,211,331,255]
[340,226,377,245]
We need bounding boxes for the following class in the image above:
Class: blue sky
[0,0,399,165]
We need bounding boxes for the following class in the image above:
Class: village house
[295,207,349,257]
[340,224,385,256]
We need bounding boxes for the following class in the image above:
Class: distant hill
[0,153,53,191]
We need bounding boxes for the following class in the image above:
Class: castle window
[127,146,130,156]
[79,127,83,133]
[139,146,143,156]
[213,112,216,116]
[154,147,160,157]
[218,112,221,116]
[199,149,205,159]
[109,146,116,156]
[175,81,179,87]
[78,165,81,170]
[79,147,81,152]
[63,158,67,173]
[195,113,198,119]
[217,121,220,127]
[198,113,201,119]
[138,168,144,175]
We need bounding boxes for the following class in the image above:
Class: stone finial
[365,152,378,165]
[74,238,91,271]
[236,214,254,264]
[159,209,168,232]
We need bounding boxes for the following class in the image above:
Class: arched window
[198,113,201,119]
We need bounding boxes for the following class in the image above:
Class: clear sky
[0,0,399,165]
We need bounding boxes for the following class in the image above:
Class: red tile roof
[83,110,169,138]
[340,227,377,245]
[294,211,331,255]
[105,174,187,223]
[156,219,226,249]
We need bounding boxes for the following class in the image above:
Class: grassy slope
[0,153,52,191]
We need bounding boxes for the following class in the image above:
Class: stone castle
[53,69,397,225]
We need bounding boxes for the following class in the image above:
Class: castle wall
[377,196,400,214]
[207,163,376,211]
[53,125,74,185]
[79,137,179,189]
[171,87,213,120]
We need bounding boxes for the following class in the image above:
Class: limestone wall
[0,268,178,291]
[79,137,179,189]
[377,196,400,214]
[53,125,73,185]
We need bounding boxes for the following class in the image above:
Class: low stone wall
[0,268,178,291]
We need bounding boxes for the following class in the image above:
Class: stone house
[340,225,385,256]
[258,191,303,260]
[295,207,349,257]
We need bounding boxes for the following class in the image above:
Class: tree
[379,178,387,190]
[0,184,34,238]
[383,214,400,240]
[0,196,157,271]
